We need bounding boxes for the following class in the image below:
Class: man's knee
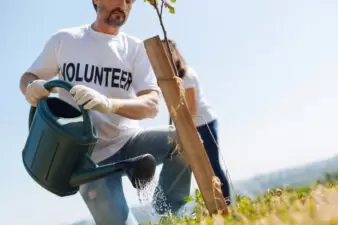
[79,179,103,203]
[143,127,183,159]
[154,127,180,148]
[79,177,136,225]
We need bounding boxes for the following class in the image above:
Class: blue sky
[1,0,338,224]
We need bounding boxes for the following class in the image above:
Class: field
[148,180,338,225]
[68,172,338,225]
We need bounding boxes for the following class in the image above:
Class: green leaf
[169,7,175,14]
[170,0,176,3]
[164,2,175,14]
[184,196,195,202]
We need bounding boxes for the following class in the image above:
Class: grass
[147,181,338,225]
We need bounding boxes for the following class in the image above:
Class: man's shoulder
[119,32,143,44]
[50,24,90,40]
[119,32,146,52]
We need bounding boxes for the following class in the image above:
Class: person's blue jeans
[79,128,192,225]
[197,119,231,205]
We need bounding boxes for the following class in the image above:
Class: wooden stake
[144,36,228,215]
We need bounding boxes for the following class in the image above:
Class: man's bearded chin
[105,12,126,27]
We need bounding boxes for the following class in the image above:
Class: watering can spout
[70,154,156,189]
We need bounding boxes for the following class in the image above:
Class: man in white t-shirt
[19,0,192,224]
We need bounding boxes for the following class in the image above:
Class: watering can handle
[28,80,95,139]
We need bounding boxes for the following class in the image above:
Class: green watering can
[22,80,156,197]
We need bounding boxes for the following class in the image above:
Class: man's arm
[112,89,159,120]
[20,32,61,97]
[19,72,40,95]
[115,41,160,120]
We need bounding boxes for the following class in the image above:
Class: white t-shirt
[181,66,215,127]
[26,24,159,163]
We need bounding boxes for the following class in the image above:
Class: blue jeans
[79,128,192,225]
[197,119,231,205]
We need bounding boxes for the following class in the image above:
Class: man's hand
[25,79,57,106]
[70,84,159,119]
[70,85,119,114]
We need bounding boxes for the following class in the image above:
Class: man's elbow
[148,104,159,119]
[136,90,160,119]
[143,97,159,119]
[20,72,39,95]
[134,105,158,120]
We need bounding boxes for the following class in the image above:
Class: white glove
[25,79,57,106]
[69,85,119,114]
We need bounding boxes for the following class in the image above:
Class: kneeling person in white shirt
[18,1,192,224]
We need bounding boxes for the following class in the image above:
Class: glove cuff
[107,98,120,114]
